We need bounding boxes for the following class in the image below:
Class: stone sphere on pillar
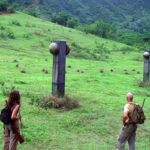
[143,51,150,58]
[49,42,59,55]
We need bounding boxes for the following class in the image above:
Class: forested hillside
[0,12,150,149]
[6,0,150,33]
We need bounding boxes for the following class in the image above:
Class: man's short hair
[127,92,133,100]
[126,92,133,100]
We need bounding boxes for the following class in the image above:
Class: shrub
[23,33,31,39]
[11,20,21,26]
[30,94,80,111]
[67,18,79,28]
[0,29,15,39]
[95,42,110,54]
[100,69,104,73]
[20,69,26,74]
[7,30,15,39]
[0,25,6,30]
[16,64,19,68]
[51,11,70,26]
[42,69,48,74]
[81,20,117,39]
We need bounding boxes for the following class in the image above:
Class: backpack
[0,107,12,124]
[130,104,146,124]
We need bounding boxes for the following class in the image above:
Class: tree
[51,12,70,26]
[82,20,117,39]
[0,0,8,11]
[67,18,79,28]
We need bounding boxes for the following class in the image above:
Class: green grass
[0,12,150,150]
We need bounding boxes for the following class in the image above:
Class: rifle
[12,124,25,144]
[142,99,146,108]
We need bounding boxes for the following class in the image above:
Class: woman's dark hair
[6,90,21,107]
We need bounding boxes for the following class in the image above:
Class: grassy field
[0,12,150,150]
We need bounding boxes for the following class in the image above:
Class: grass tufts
[10,20,21,26]
[30,94,80,111]
[0,83,16,96]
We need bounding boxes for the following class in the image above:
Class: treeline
[50,11,150,49]
[51,11,116,38]
[79,20,117,39]
[6,0,150,34]
[0,0,15,12]
[1,0,149,50]
[51,12,78,29]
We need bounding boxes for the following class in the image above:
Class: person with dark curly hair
[3,90,22,150]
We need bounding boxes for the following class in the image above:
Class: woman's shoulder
[11,104,20,112]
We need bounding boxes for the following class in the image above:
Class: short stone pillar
[143,51,150,83]
[49,41,70,97]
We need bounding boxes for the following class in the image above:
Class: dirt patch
[0,11,15,15]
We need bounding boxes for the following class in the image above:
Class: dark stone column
[143,51,150,83]
[49,41,70,97]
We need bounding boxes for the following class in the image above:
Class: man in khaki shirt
[116,92,137,150]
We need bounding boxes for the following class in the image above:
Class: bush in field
[0,25,6,30]
[81,20,117,39]
[42,69,48,74]
[67,18,78,28]
[11,20,21,26]
[23,33,31,39]
[51,12,69,26]
[7,30,15,39]
[51,11,79,28]
[0,28,15,39]
[30,94,80,110]
[95,42,110,54]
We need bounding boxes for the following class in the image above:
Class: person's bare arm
[11,104,21,120]
[123,111,129,125]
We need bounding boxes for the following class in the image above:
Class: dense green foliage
[0,12,150,149]
[4,0,150,50]
[51,12,79,28]
[0,0,15,13]
[78,20,150,50]
[0,12,133,61]
[117,31,150,50]
[0,0,9,11]
[80,20,117,39]
[6,0,150,34]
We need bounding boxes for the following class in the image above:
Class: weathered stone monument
[143,51,150,83]
[49,41,70,97]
